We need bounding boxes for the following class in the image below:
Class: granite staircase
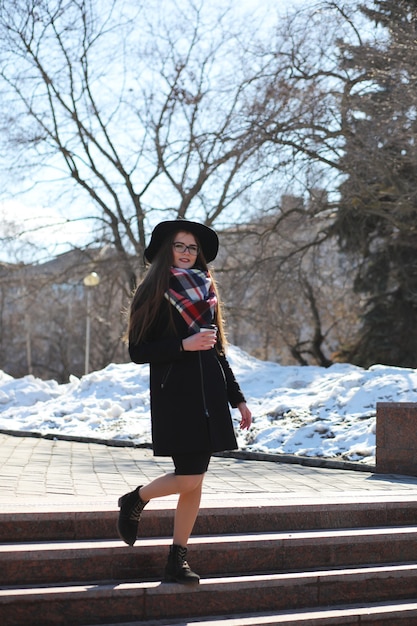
[1,500,417,625]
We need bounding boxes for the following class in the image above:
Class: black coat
[129,300,245,456]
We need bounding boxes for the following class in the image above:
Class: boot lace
[177,546,191,570]
[129,497,146,521]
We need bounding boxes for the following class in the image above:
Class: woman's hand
[182,329,217,351]
[237,402,252,430]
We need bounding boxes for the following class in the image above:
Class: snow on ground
[1,346,417,464]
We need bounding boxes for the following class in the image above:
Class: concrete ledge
[0,428,150,448]
[214,450,374,473]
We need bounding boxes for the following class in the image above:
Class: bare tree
[218,191,361,366]
[209,1,368,366]
[0,0,301,287]
[329,0,417,367]
[0,0,371,376]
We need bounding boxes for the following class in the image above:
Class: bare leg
[118,471,204,550]
[139,473,202,502]
[173,476,204,546]
[139,472,204,546]
[163,478,205,584]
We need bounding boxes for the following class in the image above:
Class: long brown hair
[128,230,227,352]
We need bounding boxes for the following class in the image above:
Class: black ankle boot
[117,486,148,546]
[164,544,200,584]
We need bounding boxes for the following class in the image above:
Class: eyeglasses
[173,242,200,256]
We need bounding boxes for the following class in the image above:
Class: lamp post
[83,271,100,375]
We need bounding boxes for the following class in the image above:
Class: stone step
[2,499,417,542]
[2,526,417,586]
[1,564,417,626]
[82,600,417,625]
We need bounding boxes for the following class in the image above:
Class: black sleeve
[129,335,184,365]
[217,352,246,408]
[129,301,187,365]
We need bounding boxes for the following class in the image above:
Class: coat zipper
[160,364,173,390]
[198,352,210,418]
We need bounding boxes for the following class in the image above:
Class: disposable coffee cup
[200,326,217,347]
[200,325,217,333]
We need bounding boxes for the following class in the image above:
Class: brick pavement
[1,433,417,512]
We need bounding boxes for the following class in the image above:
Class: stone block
[376,402,417,476]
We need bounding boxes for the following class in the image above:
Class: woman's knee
[176,473,205,493]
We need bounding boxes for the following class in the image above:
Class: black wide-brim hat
[144,219,219,263]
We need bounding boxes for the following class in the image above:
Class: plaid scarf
[165,267,217,334]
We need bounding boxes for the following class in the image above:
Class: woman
[117,218,252,584]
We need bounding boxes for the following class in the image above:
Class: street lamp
[83,271,100,375]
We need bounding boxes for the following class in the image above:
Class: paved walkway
[1,433,417,513]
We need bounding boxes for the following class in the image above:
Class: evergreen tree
[334,0,417,367]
